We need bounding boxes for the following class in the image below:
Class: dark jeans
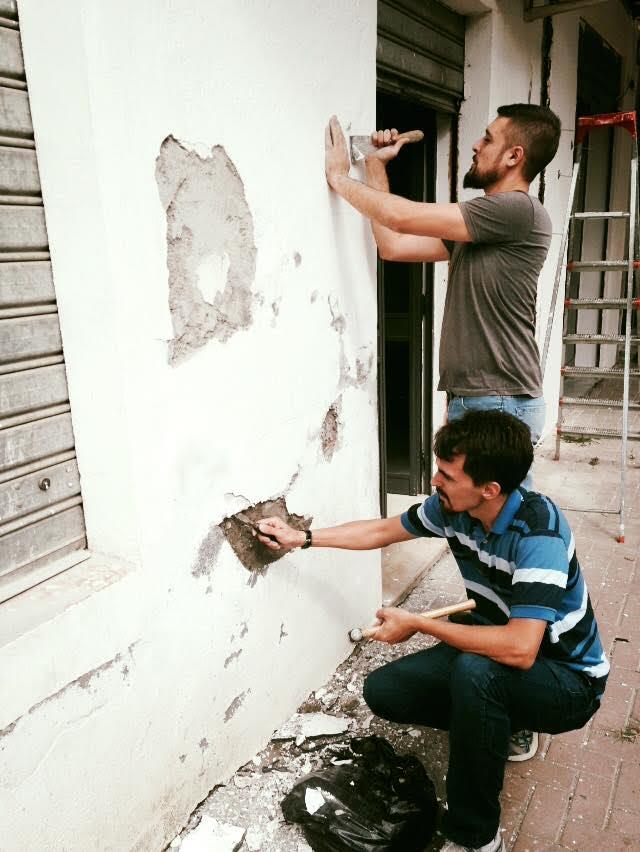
[363,642,599,848]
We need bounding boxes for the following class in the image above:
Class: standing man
[324,105,561,447]
[257,411,608,852]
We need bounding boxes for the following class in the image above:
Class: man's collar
[490,489,523,535]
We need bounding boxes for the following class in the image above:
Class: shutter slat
[0,363,68,418]
[377,0,464,112]
[0,504,86,578]
[0,26,23,80]
[0,315,62,362]
[0,147,39,194]
[0,413,75,474]
[0,3,18,22]
[0,461,81,527]
[0,206,47,251]
[0,261,55,307]
[0,87,32,138]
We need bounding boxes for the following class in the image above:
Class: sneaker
[440,826,505,852]
[507,729,539,762]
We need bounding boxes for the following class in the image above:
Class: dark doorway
[377,92,435,507]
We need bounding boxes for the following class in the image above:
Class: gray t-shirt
[440,191,551,397]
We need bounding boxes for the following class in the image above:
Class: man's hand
[255,516,306,551]
[370,607,421,644]
[325,115,351,188]
[366,128,409,164]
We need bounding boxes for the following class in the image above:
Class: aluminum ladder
[541,111,639,543]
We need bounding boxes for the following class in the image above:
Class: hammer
[350,129,424,164]
[349,599,476,642]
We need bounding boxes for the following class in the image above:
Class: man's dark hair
[497,103,561,182]
[433,410,534,493]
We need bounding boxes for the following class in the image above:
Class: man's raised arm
[325,116,470,257]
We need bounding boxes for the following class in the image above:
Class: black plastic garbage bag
[281,735,438,852]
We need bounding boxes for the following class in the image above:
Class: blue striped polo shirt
[402,488,609,698]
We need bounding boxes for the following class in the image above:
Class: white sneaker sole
[507,730,539,762]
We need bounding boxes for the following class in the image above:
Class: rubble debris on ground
[168,555,458,852]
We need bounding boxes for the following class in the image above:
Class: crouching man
[257,411,608,852]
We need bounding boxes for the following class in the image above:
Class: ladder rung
[566,260,639,271]
[560,396,640,410]
[557,426,640,441]
[572,212,629,220]
[561,366,640,379]
[563,334,639,344]
[564,298,631,309]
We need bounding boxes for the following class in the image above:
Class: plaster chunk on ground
[156,135,257,365]
[219,498,311,574]
[272,712,352,741]
[179,815,245,852]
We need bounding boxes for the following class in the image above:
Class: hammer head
[349,627,363,642]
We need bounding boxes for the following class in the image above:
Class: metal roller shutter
[0,2,87,603]
[377,0,465,113]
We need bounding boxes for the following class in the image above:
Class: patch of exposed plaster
[328,297,373,390]
[224,649,243,668]
[156,135,257,365]
[239,622,248,638]
[293,251,302,267]
[179,754,187,763]
[219,499,311,575]
[192,525,224,578]
[224,691,249,723]
[0,644,139,740]
[279,623,288,642]
[310,289,318,303]
[199,738,209,750]
[320,397,342,461]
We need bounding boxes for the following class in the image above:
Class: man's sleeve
[459,192,534,244]
[401,494,448,539]
[510,532,569,622]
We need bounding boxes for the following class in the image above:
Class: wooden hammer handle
[361,598,475,640]
[396,129,424,144]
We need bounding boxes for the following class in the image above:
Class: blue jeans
[447,395,546,489]
[363,643,599,848]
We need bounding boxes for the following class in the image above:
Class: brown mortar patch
[219,498,311,575]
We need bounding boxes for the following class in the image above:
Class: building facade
[0,1,637,849]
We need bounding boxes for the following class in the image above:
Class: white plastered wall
[452,0,637,438]
[1,2,380,850]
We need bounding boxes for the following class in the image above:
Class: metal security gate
[377,0,465,114]
[0,2,86,602]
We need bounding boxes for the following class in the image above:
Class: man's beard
[463,162,502,190]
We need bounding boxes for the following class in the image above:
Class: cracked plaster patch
[219,498,311,575]
[156,135,257,365]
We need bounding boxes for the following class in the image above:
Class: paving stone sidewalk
[170,429,639,851]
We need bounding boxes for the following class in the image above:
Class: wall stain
[239,622,248,638]
[192,525,224,578]
[179,754,187,763]
[293,251,302,267]
[1,643,139,740]
[224,649,243,668]
[279,623,288,642]
[224,690,249,723]
[156,135,257,365]
[199,737,209,750]
[328,297,373,390]
[320,397,342,461]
